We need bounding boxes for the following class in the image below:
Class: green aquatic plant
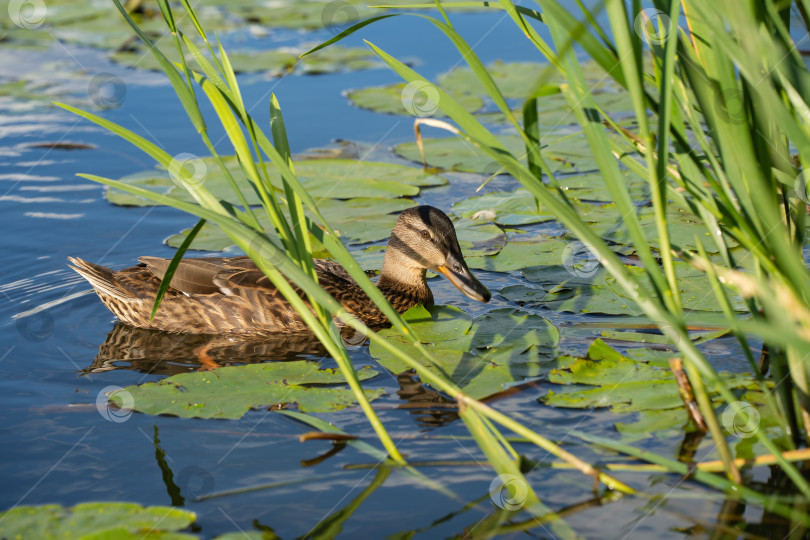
[308,0,810,504]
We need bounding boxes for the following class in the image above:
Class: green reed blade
[149,218,206,322]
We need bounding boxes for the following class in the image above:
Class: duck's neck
[377,250,434,313]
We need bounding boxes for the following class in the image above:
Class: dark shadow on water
[396,369,459,428]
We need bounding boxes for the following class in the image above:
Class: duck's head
[381,205,491,303]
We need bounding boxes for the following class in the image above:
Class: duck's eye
[421,230,430,239]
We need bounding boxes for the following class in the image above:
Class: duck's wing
[139,256,254,295]
[209,259,362,298]
[140,256,380,320]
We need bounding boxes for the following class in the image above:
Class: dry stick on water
[299,432,359,443]
[669,357,708,432]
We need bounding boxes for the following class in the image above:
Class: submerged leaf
[370,305,559,399]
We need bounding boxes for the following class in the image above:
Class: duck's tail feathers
[68,257,132,301]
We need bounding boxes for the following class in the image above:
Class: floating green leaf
[167,197,416,250]
[113,42,381,75]
[394,131,606,175]
[452,188,556,226]
[112,361,383,419]
[394,135,527,174]
[107,157,444,207]
[0,502,196,539]
[541,340,762,439]
[438,60,624,100]
[346,82,483,116]
[466,237,569,272]
[370,305,559,399]
[509,261,746,315]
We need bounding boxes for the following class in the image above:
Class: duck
[69,205,491,336]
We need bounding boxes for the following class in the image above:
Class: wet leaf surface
[113,361,383,419]
[346,82,483,116]
[112,44,381,75]
[108,157,444,207]
[452,188,556,226]
[0,502,196,539]
[541,340,764,440]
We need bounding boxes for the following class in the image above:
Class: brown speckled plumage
[69,205,490,336]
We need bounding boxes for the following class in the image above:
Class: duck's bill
[437,255,491,303]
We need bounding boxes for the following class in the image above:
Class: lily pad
[346,82,484,116]
[112,42,380,75]
[394,131,605,175]
[540,340,761,438]
[394,135,527,175]
[452,188,556,226]
[512,261,746,315]
[231,0,377,30]
[112,46,296,74]
[369,305,559,399]
[465,237,570,273]
[298,46,383,74]
[453,219,507,257]
[0,502,196,539]
[107,157,445,207]
[111,361,383,419]
[437,60,633,125]
[502,273,642,317]
[558,171,649,202]
[167,197,416,250]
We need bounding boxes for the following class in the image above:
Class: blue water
[0,3,794,538]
